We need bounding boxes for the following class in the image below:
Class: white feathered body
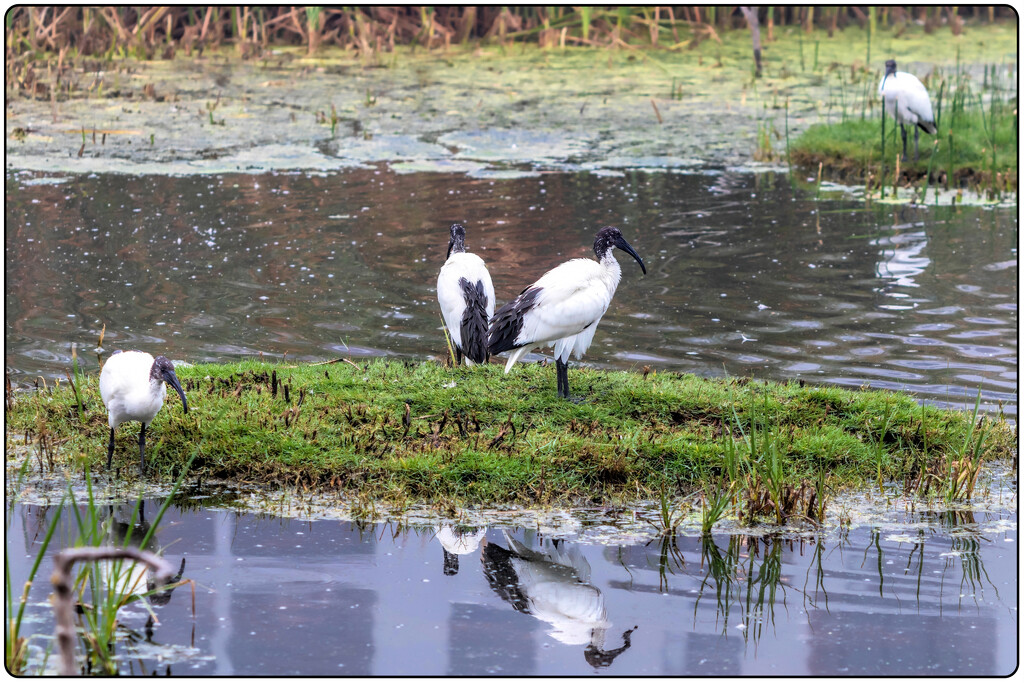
[100,351,167,429]
[437,252,495,365]
[879,70,936,132]
[501,255,622,373]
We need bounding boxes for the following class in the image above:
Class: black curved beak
[162,368,189,414]
[446,237,455,260]
[614,235,646,274]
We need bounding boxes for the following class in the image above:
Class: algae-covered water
[6,26,1018,175]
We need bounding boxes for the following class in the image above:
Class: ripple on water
[4,169,1017,419]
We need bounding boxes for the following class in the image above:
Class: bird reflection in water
[100,502,188,622]
[480,531,637,668]
[434,524,487,576]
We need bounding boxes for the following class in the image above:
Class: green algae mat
[7,359,1015,514]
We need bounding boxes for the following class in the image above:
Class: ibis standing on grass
[487,226,646,400]
[879,58,937,161]
[100,350,189,474]
[437,223,495,366]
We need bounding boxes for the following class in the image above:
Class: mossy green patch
[7,359,1015,509]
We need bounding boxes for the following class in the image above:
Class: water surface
[7,497,1017,676]
[5,167,1017,415]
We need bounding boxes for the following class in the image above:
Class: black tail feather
[918,120,937,135]
[458,277,490,364]
[487,286,543,355]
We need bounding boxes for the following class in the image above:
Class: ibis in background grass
[879,58,938,161]
[487,226,646,400]
[437,223,495,366]
[100,350,188,474]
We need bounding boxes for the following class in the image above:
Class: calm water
[7,498,1017,676]
[4,168,1018,415]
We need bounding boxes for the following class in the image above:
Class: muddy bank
[5,24,1017,176]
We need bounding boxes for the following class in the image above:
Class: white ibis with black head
[879,58,937,161]
[487,226,646,400]
[100,350,188,474]
[437,223,495,366]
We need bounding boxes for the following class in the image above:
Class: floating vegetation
[5,8,1017,179]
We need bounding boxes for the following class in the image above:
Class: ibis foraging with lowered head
[437,223,495,366]
[487,226,646,400]
[100,350,188,474]
[879,59,937,161]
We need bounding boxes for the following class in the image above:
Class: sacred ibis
[100,350,188,474]
[879,59,937,161]
[487,226,646,400]
[437,223,495,366]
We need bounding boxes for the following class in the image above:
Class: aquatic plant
[60,458,194,675]
[864,396,898,494]
[5,458,65,675]
[941,392,992,503]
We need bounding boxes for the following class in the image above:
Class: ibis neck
[448,236,466,258]
[599,251,623,289]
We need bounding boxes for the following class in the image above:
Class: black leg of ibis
[106,427,116,469]
[138,423,146,475]
[556,359,569,399]
[913,126,920,162]
[455,347,462,367]
[900,124,908,162]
